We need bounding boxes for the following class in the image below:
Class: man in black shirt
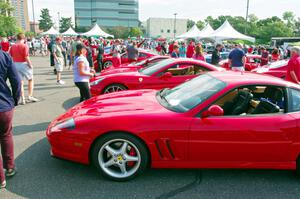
[211,44,223,66]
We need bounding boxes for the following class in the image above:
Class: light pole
[245,0,250,33]
[31,0,36,33]
[173,13,177,39]
[57,12,60,32]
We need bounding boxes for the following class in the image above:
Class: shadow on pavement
[62,97,80,110]
[6,138,300,199]
[13,122,50,136]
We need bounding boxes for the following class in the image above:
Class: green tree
[196,20,205,30]
[0,0,18,36]
[129,27,143,37]
[187,19,195,30]
[283,11,296,29]
[59,17,73,33]
[39,8,54,31]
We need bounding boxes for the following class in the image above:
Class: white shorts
[232,67,245,72]
[55,58,64,72]
[15,62,33,81]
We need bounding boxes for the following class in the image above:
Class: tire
[103,61,113,68]
[103,84,127,94]
[91,133,149,181]
[296,157,300,177]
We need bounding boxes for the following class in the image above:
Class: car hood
[91,71,142,81]
[61,90,166,118]
[100,67,138,75]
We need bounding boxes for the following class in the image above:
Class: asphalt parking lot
[1,56,300,199]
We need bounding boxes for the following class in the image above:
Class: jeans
[75,82,91,102]
[0,109,15,183]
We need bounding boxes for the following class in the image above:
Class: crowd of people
[0,32,300,188]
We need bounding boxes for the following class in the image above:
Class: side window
[165,64,195,76]
[289,89,300,112]
[193,65,210,74]
[139,53,147,58]
[212,85,286,116]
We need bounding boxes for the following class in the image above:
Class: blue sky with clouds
[28,0,300,24]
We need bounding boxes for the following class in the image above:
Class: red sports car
[101,56,169,75]
[220,54,262,71]
[90,58,223,96]
[252,60,289,79]
[102,50,157,68]
[47,71,300,181]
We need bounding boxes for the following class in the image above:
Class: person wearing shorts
[52,37,65,85]
[9,33,39,105]
[228,44,246,72]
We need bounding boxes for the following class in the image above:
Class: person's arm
[24,45,33,68]
[242,56,246,68]
[290,71,300,84]
[7,55,21,105]
[52,45,58,62]
[77,61,95,77]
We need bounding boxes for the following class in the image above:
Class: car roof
[166,58,224,71]
[208,71,300,89]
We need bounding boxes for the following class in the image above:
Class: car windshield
[139,59,175,76]
[268,60,289,69]
[134,59,148,66]
[157,74,226,112]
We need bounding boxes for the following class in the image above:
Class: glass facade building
[74,0,139,28]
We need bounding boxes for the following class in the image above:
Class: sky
[28,0,300,25]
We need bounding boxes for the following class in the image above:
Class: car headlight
[50,118,75,133]
[90,78,104,86]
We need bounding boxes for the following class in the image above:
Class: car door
[189,114,295,163]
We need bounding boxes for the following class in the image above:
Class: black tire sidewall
[92,133,149,181]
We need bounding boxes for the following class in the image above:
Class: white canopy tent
[198,24,214,38]
[41,26,60,35]
[82,24,114,38]
[205,20,255,43]
[61,27,78,36]
[176,25,202,39]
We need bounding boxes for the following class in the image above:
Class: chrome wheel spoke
[120,142,128,154]
[105,145,118,156]
[104,158,115,168]
[124,154,139,162]
[118,163,127,174]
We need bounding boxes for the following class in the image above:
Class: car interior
[166,64,210,76]
[213,85,286,116]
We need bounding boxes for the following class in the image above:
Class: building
[8,0,30,31]
[30,21,42,33]
[74,0,139,28]
[146,18,188,39]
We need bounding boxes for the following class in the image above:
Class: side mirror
[202,105,224,118]
[160,72,173,80]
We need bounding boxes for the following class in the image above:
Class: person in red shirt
[9,33,38,105]
[0,38,10,52]
[260,47,269,66]
[286,46,300,84]
[186,41,195,58]
[168,41,174,55]
[271,48,280,62]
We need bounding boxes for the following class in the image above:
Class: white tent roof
[198,24,214,38]
[41,26,60,35]
[205,20,255,43]
[82,24,114,38]
[176,25,202,39]
[61,27,78,36]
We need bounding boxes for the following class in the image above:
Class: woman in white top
[73,43,95,102]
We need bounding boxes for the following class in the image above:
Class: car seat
[251,99,280,114]
[263,87,284,108]
[223,90,253,115]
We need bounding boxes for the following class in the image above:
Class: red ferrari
[252,60,289,79]
[101,55,169,75]
[220,54,262,71]
[102,49,157,68]
[47,71,300,181]
[89,58,223,96]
